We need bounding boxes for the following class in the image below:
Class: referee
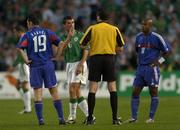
[80,8,125,125]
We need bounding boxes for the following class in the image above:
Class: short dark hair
[27,15,39,25]
[62,16,73,24]
[97,8,109,20]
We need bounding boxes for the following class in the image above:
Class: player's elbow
[116,47,124,53]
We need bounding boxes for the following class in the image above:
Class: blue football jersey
[135,32,171,65]
[17,27,61,67]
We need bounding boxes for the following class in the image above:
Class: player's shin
[34,101,44,124]
[110,91,118,120]
[78,96,88,117]
[149,96,159,119]
[131,96,140,119]
[53,99,65,122]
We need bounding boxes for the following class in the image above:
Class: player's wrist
[78,61,84,66]
[158,57,165,64]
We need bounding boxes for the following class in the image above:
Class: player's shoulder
[87,24,95,30]
[151,32,163,38]
[75,30,84,35]
[136,32,143,37]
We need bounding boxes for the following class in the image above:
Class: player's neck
[97,19,108,23]
[143,31,151,36]
[29,25,39,29]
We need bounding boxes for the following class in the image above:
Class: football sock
[23,90,31,112]
[69,98,77,118]
[18,88,24,97]
[53,100,65,121]
[78,96,88,117]
[110,91,118,120]
[34,101,43,123]
[131,96,139,119]
[87,92,95,120]
[149,96,159,119]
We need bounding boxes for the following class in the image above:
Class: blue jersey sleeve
[156,35,171,53]
[16,34,28,49]
[135,36,138,52]
[47,29,61,46]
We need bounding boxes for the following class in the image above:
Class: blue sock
[131,96,139,119]
[34,101,43,123]
[53,100,64,121]
[149,96,159,119]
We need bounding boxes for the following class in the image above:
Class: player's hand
[150,60,160,67]
[68,27,74,37]
[75,63,84,75]
[51,56,59,61]
[7,66,15,73]
[116,47,124,53]
[25,60,32,65]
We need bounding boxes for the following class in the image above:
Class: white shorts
[18,63,29,82]
[66,61,88,85]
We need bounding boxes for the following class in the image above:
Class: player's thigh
[145,66,160,87]
[66,63,74,84]
[73,62,88,85]
[30,67,43,88]
[43,62,57,88]
[18,64,29,82]
[88,55,102,82]
[133,75,146,88]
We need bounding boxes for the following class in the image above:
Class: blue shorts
[30,61,57,88]
[133,65,160,87]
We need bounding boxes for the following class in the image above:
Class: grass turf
[0,97,180,130]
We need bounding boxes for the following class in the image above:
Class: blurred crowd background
[0,0,179,72]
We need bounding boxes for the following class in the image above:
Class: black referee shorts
[88,54,116,82]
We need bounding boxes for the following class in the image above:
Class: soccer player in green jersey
[59,16,89,124]
[9,25,32,114]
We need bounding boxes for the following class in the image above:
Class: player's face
[65,19,74,31]
[142,19,152,34]
[13,29,20,38]
[27,20,30,29]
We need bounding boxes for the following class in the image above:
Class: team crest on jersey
[74,37,78,42]
[68,43,72,48]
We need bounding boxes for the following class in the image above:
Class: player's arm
[13,53,20,67]
[80,27,92,49]
[7,53,21,73]
[48,29,71,60]
[62,27,74,49]
[151,35,172,67]
[16,34,32,65]
[16,48,31,65]
[76,48,89,75]
[53,32,72,60]
[151,50,171,67]
[115,28,125,53]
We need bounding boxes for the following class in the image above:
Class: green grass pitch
[0,97,180,130]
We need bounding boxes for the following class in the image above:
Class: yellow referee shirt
[80,22,125,56]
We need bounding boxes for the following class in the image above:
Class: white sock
[69,102,77,119]
[23,91,31,112]
[78,99,88,117]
